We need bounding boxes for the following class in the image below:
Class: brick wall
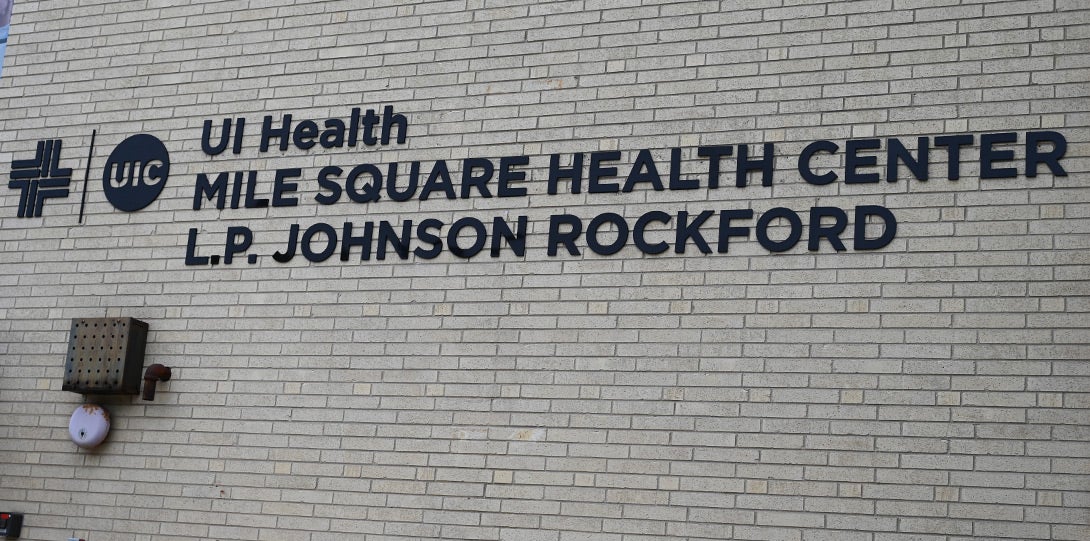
[1,1,1087,540]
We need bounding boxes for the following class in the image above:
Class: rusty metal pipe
[141,364,172,401]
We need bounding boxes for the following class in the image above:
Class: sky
[0,0,10,79]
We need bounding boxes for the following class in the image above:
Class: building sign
[5,105,1069,267]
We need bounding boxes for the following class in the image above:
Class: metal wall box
[63,318,149,395]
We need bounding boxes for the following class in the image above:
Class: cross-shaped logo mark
[8,139,73,217]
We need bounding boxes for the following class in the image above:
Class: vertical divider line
[78,129,96,224]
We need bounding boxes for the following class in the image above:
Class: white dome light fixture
[68,404,111,449]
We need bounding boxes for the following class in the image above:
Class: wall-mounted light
[68,404,110,449]
[61,317,173,450]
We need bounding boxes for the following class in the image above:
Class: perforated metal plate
[63,317,148,394]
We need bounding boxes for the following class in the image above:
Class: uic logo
[102,133,170,212]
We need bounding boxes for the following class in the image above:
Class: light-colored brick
[1,1,1088,540]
